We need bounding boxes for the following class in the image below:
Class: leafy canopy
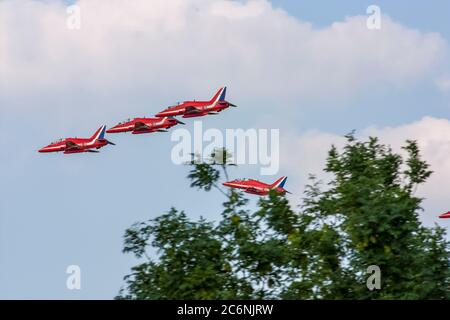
[118,140,450,299]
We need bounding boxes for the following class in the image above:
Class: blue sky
[1,0,450,299]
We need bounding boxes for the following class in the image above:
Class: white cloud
[282,117,450,229]
[0,0,448,112]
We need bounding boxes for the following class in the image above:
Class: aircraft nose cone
[38,146,51,153]
[107,124,121,133]
[439,211,450,219]
[156,109,173,117]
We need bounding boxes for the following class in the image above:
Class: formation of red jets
[39,87,233,153]
[37,86,450,215]
[38,87,290,197]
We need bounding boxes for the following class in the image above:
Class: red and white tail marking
[89,125,106,142]
[209,87,227,104]
[270,176,287,189]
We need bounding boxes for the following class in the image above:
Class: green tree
[118,139,450,300]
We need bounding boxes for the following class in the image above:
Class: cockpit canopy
[167,103,180,109]
[50,138,64,144]
[118,118,132,125]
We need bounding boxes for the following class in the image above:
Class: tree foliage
[118,140,450,299]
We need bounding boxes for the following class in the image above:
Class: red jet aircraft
[439,211,450,219]
[155,87,237,118]
[106,116,184,135]
[223,176,290,196]
[38,125,115,154]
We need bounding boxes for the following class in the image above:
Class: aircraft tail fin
[270,176,287,189]
[209,86,227,104]
[90,125,106,141]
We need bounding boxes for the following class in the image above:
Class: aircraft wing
[65,141,80,151]
[133,121,151,131]
[184,106,202,115]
